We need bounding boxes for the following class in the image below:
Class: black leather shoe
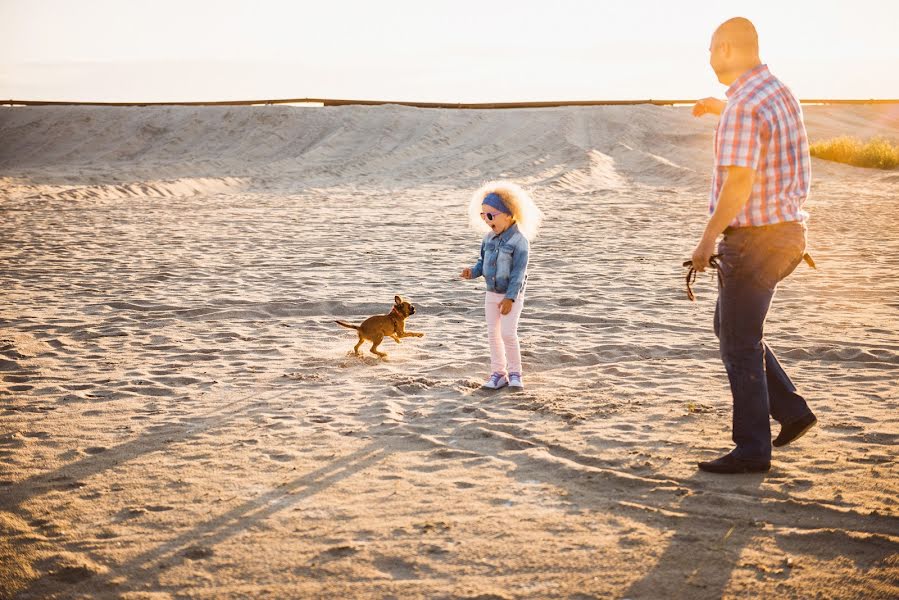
[698,452,770,474]
[773,413,817,447]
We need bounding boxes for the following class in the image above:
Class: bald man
[690,17,817,474]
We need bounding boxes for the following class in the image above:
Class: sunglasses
[480,211,505,221]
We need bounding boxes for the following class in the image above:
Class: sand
[1,103,897,599]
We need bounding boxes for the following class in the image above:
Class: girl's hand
[460,268,472,279]
[499,298,513,315]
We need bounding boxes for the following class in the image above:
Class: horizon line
[5,97,899,109]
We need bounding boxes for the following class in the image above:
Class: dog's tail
[334,320,360,330]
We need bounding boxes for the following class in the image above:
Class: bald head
[708,17,762,85]
[714,17,759,54]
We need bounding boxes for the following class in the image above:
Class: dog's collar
[389,306,403,324]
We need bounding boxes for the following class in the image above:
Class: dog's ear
[394,295,403,305]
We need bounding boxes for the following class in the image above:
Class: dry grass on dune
[810,135,899,169]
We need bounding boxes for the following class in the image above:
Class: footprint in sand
[317,545,358,561]
[0,432,27,449]
[266,452,296,462]
[422,544,451,556]
[119,507,148,519]
[51,565,97,584]
[308,414,334,423]
[408,464,451,474]
[373,555,423,580]
[784,478,814,491]
[183,545,214,560]
[49,476,86,490]
[28,518,52,528]
[453,481,477,489]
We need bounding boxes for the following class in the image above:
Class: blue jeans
[714,222,812,461]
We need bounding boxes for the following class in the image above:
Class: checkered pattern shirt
[711,64,810,227]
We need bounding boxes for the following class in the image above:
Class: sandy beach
[1,103,897,599]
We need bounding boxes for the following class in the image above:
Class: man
[691,17,817,474]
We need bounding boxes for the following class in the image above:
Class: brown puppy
[335,295,424,358]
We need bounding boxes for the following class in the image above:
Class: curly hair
[468,180,544,241]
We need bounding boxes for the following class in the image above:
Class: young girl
[460,181,543,389]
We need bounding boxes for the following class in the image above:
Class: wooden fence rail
[4,98,899,108]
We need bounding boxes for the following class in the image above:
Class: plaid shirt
[711,64,810,227]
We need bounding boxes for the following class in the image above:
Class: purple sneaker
[482,372,508,389]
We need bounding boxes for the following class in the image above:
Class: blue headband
[482,192,511,215]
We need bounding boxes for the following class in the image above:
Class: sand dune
[1,104,897,599]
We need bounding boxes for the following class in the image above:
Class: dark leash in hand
[682,253,817,301]
[682,255,723,302]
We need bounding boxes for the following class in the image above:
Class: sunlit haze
[2,0,898,103]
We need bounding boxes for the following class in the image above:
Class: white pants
[485,291,524,375]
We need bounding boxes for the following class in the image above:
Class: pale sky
[2,0,897,103]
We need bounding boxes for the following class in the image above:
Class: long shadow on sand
[8,387,899,599]
[1,387,297,512]
[413,400,899,598]
[12,437,416,598]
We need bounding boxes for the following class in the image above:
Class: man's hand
[692,97,725,118]
[499,298,514,315]
[691,166,754,272]
[690,238,718,273]
[460,268,472,279]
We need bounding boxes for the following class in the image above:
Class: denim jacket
[469,224,529,300]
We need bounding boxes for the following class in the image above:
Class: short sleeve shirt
[711,64,811,227]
